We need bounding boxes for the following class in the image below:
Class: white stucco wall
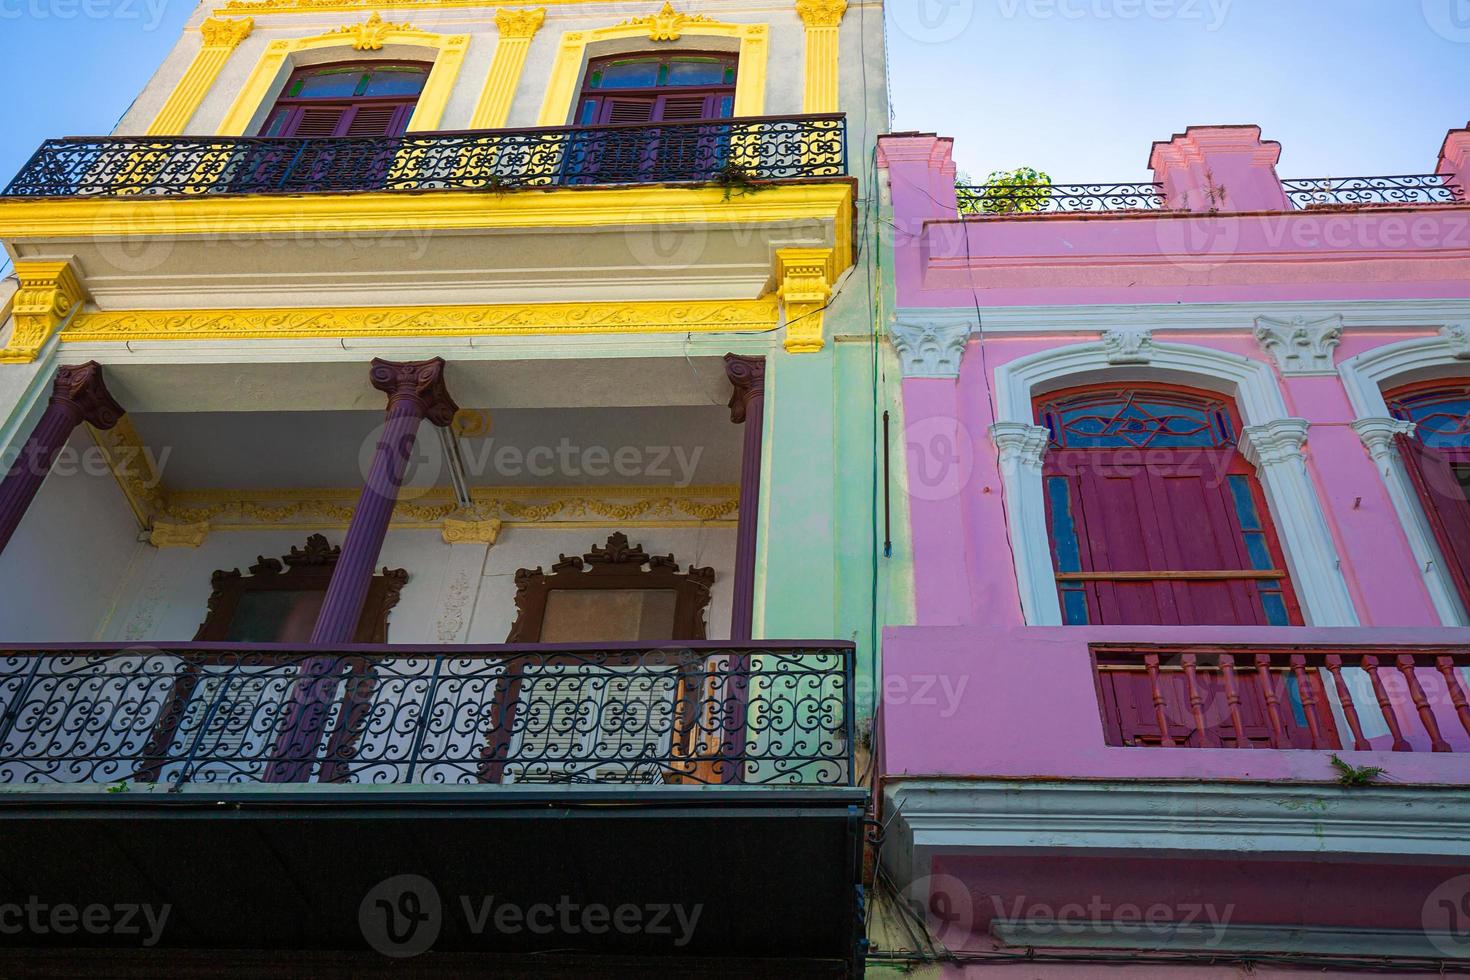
[0,431,143,641]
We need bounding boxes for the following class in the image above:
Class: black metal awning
[0,786,867,977]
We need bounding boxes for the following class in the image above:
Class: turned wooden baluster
[1180,654,1218,747]
[1437,656,1470,741]
[1361,655,1411,752]
[1324,654,1370,751]
[1254,653,1286,749]
[1289,654,1326,749]
[1217,653,1249,747]
[1144,653,1175,747]
[1396,654,1450,752]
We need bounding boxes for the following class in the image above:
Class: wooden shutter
[1397,432,1470,609]
[289,106,352,137]
[343,104,411,137]
[656,94,715,122]
[602,98,657,125]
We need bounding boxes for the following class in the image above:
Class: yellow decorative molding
[221,0,618,12]
[88,417,166,528]
[329,11,415,50]
[1,260,84,364]
[442,515,503,545]
[158,485,740,530]
[617,2,714,41]
[149,520,211,548]
[777,246,836,354]
[796,0,846,113]
[217,20,468,135]
[0,184,853,263]
[469,8,546,130]
[148,18,256,135]
[63,297,780,343]
[538,15,767,125]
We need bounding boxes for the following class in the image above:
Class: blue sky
[0,0,1467,191]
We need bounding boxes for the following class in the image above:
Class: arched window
[1036,384,1302,627]
[259,62,432,138]
[576,52,738,125]
[1388,381,1470,609]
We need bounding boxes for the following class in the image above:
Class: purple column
[267,357,458,783]
[725,354,766,642]
[721,354,765,784]
[0,362,124,556]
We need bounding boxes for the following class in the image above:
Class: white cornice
[958,298,1470,334]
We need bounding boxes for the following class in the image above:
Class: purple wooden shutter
[1397,432,1470,609]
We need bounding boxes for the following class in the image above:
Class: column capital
[3,260,86,364]
[796,0,848,28]
[1239,418,1310,468]
[200,16,254,48]
[1254,314,1343,376]
[776,247,835,354]
[891,316,973,378]
[52,361,125,430]
[369,357,459,426]
[990,422,1051,469]
[495,7,545,39]
[1351,416,1415,459]
[724,354,766,424]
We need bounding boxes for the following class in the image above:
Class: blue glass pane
[1226,475,1261,531]
[665,60,734,86]
[1390,389,1470,448]
[579,99,598,124]
[1285,673,1308,726]
[1258,589,1291,627]
[361,68,428,97]
[1062,588,1090,625]
[1046,477,1082,573]
[1040,391,1234,449]
[291,69,367,99]
[595,60,663,89]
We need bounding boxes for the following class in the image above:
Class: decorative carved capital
[723,354,766,424]
[51,361,125,430]
[369,357,459,426]
[777,247,834,354]
[891,318,972,378]
[200,16,254,48]
[1239,418,1310,469]
[1351,416,1415,461]
[990,422,1051,470]
[495,7,545,39]
[330,12,414,50]
[3,260,85,364]
[618,1,714,41]
[1441,322,1470,360]
[149,520,210,548]
[442,516,502,545]
[1101,328,1154,365]
[797,0,848,28]
[1254,314,1343,375]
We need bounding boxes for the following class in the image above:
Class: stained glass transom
[1036,389,1236,450]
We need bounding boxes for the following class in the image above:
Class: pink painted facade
[875,124,1470,971]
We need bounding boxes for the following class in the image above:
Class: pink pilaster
[1438,121,1470,202]
[1149,125,1289,212]
[1280,375,1439,627]
[902,378,974,626]
[878,134,959,290]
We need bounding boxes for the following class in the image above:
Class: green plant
[713,162,763,201]
[106,781,130,794]
[959,166,1053,215]
[1330,754,1386,787]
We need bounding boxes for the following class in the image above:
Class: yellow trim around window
[147,17,255,135]
[536,17,768,127]
[215,18,469,136]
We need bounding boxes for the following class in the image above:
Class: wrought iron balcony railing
[956,181,1166,215]
[1,114,847,198]
[0,641,854,788]
[1094,644,1470,752]
[1282,173,1464,209]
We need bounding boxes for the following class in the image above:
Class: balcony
[0,640,866,972]
[2,114,847,198]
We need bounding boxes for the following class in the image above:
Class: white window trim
[1338,327,1470,626]
[991,335,1359,627]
